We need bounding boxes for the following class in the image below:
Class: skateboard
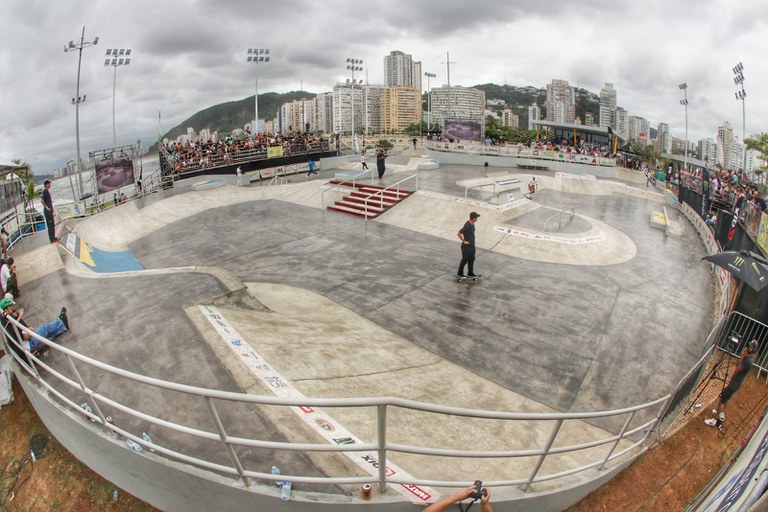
[456,274,482,282]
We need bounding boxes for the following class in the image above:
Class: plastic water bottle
[280,481,292,501]
[125,439,144,452]
[142,432,156,452]
[112,489,119,502]
[271,465,282,486]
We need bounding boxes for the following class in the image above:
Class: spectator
[18,307,69,353]
[424,485,492,512]
[1,257,19,299]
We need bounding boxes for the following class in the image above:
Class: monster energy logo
[734,256,745,266]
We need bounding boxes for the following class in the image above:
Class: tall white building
[628,116,650,145]
[363,84,386,135]
[717,122,735,169]
[332,83,364,135]
[697,137,718,167]
[384,51,422,92]
[527,103,540,130]
[615,107,628,141]
[545,79,575,124]
[657,122,671,154]
[599,83,617,129]
[429,85,485,127]
[314,92,334,134]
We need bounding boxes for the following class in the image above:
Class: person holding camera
[705,339,758,428]
[423,483,492,511]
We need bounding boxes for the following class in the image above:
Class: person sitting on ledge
[19,307,70,353]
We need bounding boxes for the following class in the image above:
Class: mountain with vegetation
[475,83,600,129]
[153,90,316,149]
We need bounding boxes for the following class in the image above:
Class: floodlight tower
[679,83,688,173]
[346,58,363,151]
[424,72,436,134]
[733,63,747,174]
[104,48,132,148]
[64,26,99,199]
[247,48,271,134]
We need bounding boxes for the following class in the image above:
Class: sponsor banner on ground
[199,305,437,505]
[494,226,606,245]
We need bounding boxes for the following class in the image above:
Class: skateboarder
[705,340,758,428]
[457,212,481,279]
[526,176,538,199]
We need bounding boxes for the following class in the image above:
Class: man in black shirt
[457,212,481,278]
[41,180,57,243]
[705,340,758,428]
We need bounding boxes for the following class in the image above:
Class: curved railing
[1,312,671,499]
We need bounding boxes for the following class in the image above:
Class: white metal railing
[362,174,419,219]
[1,311,671,496]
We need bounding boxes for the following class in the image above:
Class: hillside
[475,83,600,129]
[155,83,602,149]
[155,90,317,148]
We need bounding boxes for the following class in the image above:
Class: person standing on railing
[423,485,492,511]
[705,340,758,429]
[41,180,57,243]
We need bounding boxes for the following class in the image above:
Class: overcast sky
[1,0,765,173]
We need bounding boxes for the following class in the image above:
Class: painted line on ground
[199,304,438,505]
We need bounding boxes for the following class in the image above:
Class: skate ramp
[376,190,636,266]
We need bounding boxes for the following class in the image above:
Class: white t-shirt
[0,264,10,292]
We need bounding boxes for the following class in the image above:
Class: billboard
[444,118,482,142]
[93,147,135,195]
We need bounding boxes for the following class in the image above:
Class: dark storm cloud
[0,0,765,172]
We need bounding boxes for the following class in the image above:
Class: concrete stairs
[326,180,413,219]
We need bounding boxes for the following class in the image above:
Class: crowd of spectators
[161,132,330,175]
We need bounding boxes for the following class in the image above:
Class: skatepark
[6,149,715,511]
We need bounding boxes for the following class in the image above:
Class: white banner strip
[199,305,438,504]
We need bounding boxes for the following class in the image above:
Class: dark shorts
[720,386,737,404]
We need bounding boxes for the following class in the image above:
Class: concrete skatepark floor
[0,160,740,510]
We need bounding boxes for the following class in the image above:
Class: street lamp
[104,48,131,149]
[64,26,99,200]
[247,48,270,135]
[733,62,747,175]
[424,72,436,135]
[679,83,688,174]
[346,57,363,152]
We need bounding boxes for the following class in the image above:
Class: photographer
[424,484,491,511]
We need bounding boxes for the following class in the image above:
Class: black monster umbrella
[702,250,768,292]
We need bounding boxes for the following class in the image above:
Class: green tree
[10,159,35,199]
[377,139,394,150]
[745,133,768,176]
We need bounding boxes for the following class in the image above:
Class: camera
[469,480,487,500]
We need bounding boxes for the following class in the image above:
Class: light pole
[104,48,131,149]
[733,62,747,175]
[424,72,436,136]
[64,27,99,200]
[346,58,363,152]
[679,83,688,174]
[247,48,270,135]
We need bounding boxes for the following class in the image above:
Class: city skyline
[0,0,765,173]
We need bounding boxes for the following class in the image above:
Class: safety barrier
[1,312,670,501]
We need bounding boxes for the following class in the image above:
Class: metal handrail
[363,174,418,219]
[542,205,576,233]
[1,311,669,496]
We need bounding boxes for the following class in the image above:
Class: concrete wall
[429,150,622,179]
[14,365,630,511]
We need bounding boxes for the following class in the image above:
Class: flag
[157,111,162,144]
